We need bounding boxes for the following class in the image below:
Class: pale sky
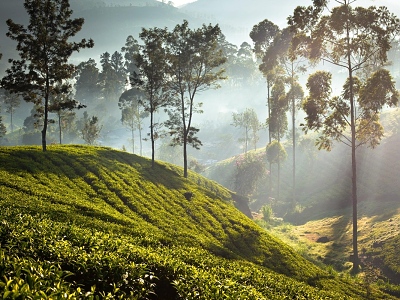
[163,0,400,11]
[158,0,197,7]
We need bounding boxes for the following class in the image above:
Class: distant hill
[0,0,203,72]
[0,145,387,298]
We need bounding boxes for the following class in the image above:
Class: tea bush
[0,145,392,299]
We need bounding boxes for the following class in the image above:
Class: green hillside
[0,145,389,299]
[203,108,400,291]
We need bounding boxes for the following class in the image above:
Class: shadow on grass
[0,145,187,191]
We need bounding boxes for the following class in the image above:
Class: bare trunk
[150,109,155,168]
[346,15,359,271]
[58,113,62,144]
[10,110,14,133]
[277,122,281,201]
[349,71,359,271]
[267,79,272,197]
[182,95,188,178]
[42,90,49,152]
[245,125,248,153]
[291,63,296,207]
[131,123,135,154]
[139,120,143,156]
[183,138,188,178]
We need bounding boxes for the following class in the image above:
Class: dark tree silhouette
[1,0,93,151]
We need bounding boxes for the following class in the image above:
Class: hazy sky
[163,0,197,7]
[167,0,400,10]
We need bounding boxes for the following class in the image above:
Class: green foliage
[163,20,227,177]
[290,0,400,271]
[1,90,21,133]
[380,234,400,275]
[266,140,287,164]
[80,112,102,145]
[261,204,273,223]
[232,108,263,152]
[0,115,6,141]
[74,58,102,107]
[0,145,387,299]
[233,152,267,197]
[1,0,94,151]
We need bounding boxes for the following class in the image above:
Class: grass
[0,144,391,298]
[204,108,400,296]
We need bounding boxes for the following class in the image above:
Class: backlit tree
[289,0,400,271]
[1,0,93,151]
[1,90,21,133]
[165,20,226,178]
[132,27,170,167]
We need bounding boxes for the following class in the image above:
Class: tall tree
[165,20,226,178]
[121,35,140,80]
[267,77,289,200]
[1,0,93,151]
[217,34,239,87]
[265,140,287,200]
[0,94,6,142]
[132,27,170,167]
[49,83,85,144]
[111,51,127,88]
[250,20,282,199]
[289,0,400,271]
[80,111,102,145]
[232,108,262,153]
[74,58,101,106]
[1,90,21,133]
[118,89,148,155]
[266,27,306,206]
[99,51,126,105]
[250,19,280,145]
[22,106,42,145]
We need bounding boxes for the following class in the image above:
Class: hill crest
[0,145,390,298]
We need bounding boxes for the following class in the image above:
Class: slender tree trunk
[291,63,296,207]
[131,127,135,154]
[150,108,155,168]
[267,80,271,145]
[245,125,248,153]
[130,117,135,154]
[10,110,14,133]
[183,138,188,178]
[58,113,62,144]
[350,68,359,271]
[181,93,188,178]
[42,83,49,152]
[267,79,272,197]
[138,106,143,156]
[139,125,143,156]
[346,16,359,271]
[277,123,281,201]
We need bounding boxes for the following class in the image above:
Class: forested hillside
[0,145,390,299]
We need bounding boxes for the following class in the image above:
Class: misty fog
[1,0,400,206]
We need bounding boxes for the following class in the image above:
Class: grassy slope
[0,145,384,299]
[204,108,400,289]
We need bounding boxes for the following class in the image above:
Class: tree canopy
[289,0,400,271]
[1,0,93,151]
[165,20,227,177]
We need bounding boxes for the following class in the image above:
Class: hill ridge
[0,145,390,298]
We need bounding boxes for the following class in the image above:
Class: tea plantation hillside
[0,145,391,299]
